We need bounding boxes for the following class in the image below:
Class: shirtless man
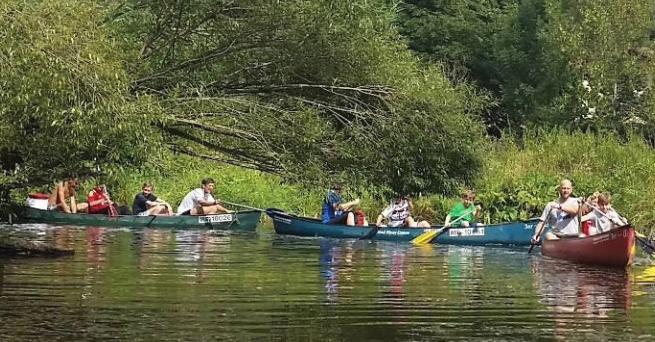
[47,177,88,213]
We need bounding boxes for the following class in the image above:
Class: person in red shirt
[87,184,118,215]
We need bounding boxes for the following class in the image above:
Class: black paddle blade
[359,226,379,240]
[636,235,655,257]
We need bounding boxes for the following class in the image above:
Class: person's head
[67,177,80,192]
[393,193,406,203]
[461,190,475,206]
[142,182,154,194]
[558,179,573,199]
[93,184,108,195]
[201,178,215,193]
[597,192,612,212]
[331,183,343,193]
[583,192,600,214]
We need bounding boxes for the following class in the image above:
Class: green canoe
[18,207,261,231]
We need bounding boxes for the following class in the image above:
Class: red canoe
[542,225,635,268]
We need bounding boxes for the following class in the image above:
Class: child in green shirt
[445,190,482,227]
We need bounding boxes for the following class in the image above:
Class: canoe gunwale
[541,225,635,268]
[266,208,540,245]
[17,207,261,230]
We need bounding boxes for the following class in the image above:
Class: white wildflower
[582,80,591,92]
[625,116,646,125]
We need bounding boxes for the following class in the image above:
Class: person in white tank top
[176,178,232,216]
[532,179,581,243]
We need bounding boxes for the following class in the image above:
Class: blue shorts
[326,212,349,225]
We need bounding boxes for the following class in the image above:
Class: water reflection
[1,224,654,341]
[319,239,363,304]
[86,227,107,268]
[531,258,631,339]
[379,245,407,303]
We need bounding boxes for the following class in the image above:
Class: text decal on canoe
[448,227,485,237]
[198,214,234,224]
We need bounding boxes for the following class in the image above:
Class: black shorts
[328,212,350,225]
[180,209,192,216]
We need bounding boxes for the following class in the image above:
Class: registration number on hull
[448,227,485,237]
[198,214,234,224]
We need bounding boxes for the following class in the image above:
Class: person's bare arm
[444,214,452,227]
[559,201,580,216]
[58,184,71,213]
[197,197,215,206]
[70,196,77,214]
[376,214,385,227]
[339,199,360,211]
[532,220,546,243]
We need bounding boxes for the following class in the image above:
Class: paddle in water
[528,211,554,254]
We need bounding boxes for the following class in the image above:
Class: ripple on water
[0,224,654,341]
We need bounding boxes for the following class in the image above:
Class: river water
[1,224,654,341]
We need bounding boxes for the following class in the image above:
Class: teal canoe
[266,208,540,245]
[18,207,260,231]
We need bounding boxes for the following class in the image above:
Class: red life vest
[354,209,367,226]
[88,188,109,214]
[581,220,593,236]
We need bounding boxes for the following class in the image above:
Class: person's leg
[77,202,88,213]
[190,206,205,215]
[148,206,166,216]
[195,204,229,215]
[346,212,355,226]
[405,217,418,228]
[544,231,559,240]
[418,220,431,228]
[328,213,350,225]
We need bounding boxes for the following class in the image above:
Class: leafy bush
[476,129,655,234]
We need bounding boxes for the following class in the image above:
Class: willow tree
[113,0,487,194]
[0,0,160,203]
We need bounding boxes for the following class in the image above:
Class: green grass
[9,130,655,237]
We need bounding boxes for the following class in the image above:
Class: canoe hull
[266,209,539,245]
[18,207,260,231]
[541,225,635,268]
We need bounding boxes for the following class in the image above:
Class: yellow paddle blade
[411,229,438,246]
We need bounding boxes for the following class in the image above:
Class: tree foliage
[0,0,161,188]
[111,0,487,194]
[397,0,655,139]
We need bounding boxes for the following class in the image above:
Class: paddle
[97,185,118,217]
[584,201,655,258]
[359,223,380,240]
[527,205,556,254]
[220,200,264,212]
[410,207,475,246]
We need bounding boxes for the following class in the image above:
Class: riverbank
[3,131,655,235]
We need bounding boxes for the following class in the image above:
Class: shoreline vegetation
[2,1,655,236]
[5,131,655,236]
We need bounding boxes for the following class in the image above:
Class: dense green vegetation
[2,0,655,234]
